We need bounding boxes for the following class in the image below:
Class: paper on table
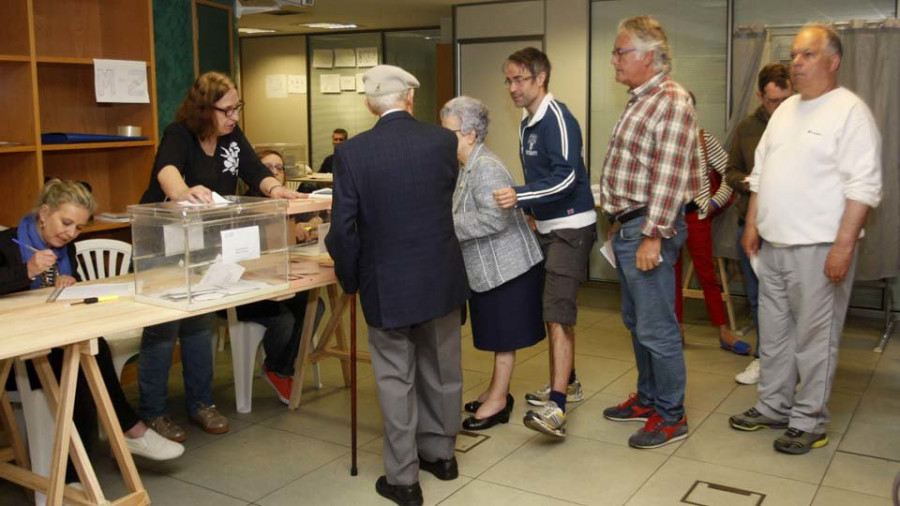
[600,241,616,268]
[58,282,135,300]
[198,261,245,287]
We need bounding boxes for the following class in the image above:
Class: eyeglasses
[503,74,536,87]
[263,162,285,172]
[611,47,638,58]
[212,101,244,117]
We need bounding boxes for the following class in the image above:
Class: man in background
[318,128,348,173]
[725,63,793,386]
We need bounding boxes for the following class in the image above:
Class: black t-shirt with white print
[141,122,269,203]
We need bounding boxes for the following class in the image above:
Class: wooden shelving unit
[0,0,158,229]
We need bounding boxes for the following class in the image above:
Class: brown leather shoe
[147,416,187,443]
[190,403,229,434]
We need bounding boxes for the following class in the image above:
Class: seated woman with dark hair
[0,179,184,482]
[235,149,325,403]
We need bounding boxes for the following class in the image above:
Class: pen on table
[69,295,119,306]
[11,238,40,253]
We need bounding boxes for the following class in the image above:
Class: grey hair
[440,96,489,144]
[801,22,843,59]
[618,16,672,73]
[366,90,410,115]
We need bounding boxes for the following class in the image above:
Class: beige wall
[240,35,309,167]
[546,0,590,161]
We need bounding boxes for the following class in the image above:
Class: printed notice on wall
[356,73,366,93]
[312,49,334,68]
[287,74,307,94]
[265,74,288,98]
[340,75,356,91]
[320,74,341,94]
[94,59,149,103]
[356,47,378,67]
[334,48,357,68]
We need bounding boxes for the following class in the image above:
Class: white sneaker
[735,359,760,385]
[126,428,185,461]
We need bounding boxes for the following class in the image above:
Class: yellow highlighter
[70,295,119,305]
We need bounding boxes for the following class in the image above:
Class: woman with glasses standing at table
[138,71,302,442]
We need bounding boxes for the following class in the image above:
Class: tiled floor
[1,284,898,505]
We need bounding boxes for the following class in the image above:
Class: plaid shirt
[600,72,701,238]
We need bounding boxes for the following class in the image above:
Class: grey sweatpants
[754,242,855,433]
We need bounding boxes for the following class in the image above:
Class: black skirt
[469,263,546,352]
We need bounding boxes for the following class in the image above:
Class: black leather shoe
[418,455,458,480]
[462,393,514,431]
[464,399,482,414]
[375,476,423,506]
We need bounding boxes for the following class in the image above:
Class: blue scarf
[16,213,72,290]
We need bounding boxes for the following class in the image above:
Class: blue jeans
[736,224,760,358]
[138,313,216,420]
[612,214,687,421]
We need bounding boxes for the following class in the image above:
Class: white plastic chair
[74,239,141,378]
[226,306,322,414]
[11,361,55,506]
[285,180,301,191]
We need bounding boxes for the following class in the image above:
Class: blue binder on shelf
[41,133,148,144]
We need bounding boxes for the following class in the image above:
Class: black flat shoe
[375,476,423,506]
[462,394,515,431]
[418,455,458,480]
[463,399,482,414]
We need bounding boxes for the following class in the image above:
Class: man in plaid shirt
[599,15,701,449]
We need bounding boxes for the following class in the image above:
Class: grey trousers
[368,309,462,485]
[754,243,855,433]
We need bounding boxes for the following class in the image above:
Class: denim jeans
[736,224,760,358]
[612,214,687,421]
[138,313,216,420]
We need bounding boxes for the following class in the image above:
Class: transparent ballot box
[129,196,289,311]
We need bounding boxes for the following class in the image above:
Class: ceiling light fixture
[239,27,278,34]
[299,22,358,30]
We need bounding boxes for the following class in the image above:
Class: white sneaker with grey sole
[126,427,185,461]
[735,359,760,385]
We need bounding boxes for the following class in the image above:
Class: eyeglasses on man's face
[504,74,537,88]
[213,101,244,117]
[611,47,638,58]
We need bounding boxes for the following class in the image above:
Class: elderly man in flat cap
[326,64,469,506]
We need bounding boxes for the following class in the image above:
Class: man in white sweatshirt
[728,23,882,455]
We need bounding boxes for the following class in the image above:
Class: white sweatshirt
[748,87,882,246]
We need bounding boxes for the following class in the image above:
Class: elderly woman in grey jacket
[441,96,545,431]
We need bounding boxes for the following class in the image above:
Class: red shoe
[603,393,655,422]
[262,366,292,405]
[628,412,688,449]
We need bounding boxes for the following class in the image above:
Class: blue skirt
[469,263,546,352]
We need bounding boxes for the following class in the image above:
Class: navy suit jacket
[325,111,470,329]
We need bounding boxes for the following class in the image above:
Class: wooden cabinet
[0,0,158,232]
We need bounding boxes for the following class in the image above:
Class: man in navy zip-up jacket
[495,47,597,438]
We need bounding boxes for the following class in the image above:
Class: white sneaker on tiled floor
[735,359,760,385]
[126,427,185,461]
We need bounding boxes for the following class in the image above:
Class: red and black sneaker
[262,365,292,405]
[628,412,689,449]
[603,393,655,422]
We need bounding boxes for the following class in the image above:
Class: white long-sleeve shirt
[748,87,882,246]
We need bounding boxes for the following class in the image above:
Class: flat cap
[362,65,420,96]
